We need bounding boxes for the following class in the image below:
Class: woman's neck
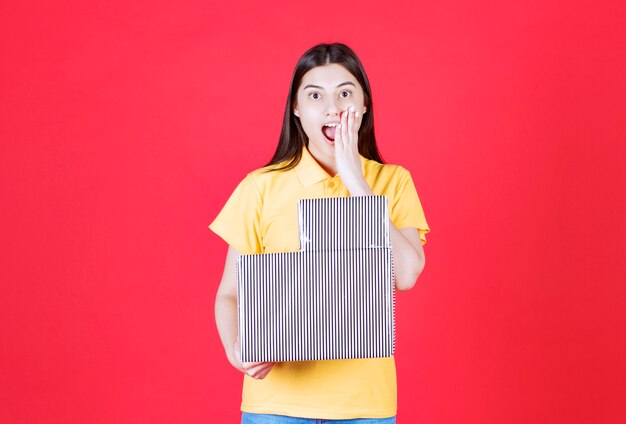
[307,146,337,177]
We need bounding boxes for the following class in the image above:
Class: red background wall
[1,1,625,423]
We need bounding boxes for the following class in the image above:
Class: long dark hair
[263,43,384,172]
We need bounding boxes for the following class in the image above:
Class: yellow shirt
[209,145,430,419]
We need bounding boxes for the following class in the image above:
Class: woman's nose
[325,98,342,115]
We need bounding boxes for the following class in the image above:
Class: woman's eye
[310,92,320,99]
[340,91,351,98]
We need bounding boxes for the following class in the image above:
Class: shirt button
[328,181,335,188]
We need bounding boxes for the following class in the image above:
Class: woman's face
[293,63,367,160]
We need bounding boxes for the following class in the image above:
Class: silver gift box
[237,195,395,362]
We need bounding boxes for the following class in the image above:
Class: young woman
[210,43,430,423]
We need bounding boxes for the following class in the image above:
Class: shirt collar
[295,144,368,187]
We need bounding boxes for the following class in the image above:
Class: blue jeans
[241,412,396,424]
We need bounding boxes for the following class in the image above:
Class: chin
[311,139,335,154]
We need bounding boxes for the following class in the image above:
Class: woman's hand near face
[228,336,277,380]
[335,106,374,196]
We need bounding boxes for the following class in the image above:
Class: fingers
[341,107,349,145]
[336,107,354,150]
[335,120,342,147]
[241,361,276,380]
[336,110,345,148]
[248,362,274,380]
[230,337,276,379]
[347,106,355,143]
[255,365,273,380]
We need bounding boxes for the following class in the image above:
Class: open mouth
[321,123,339,143]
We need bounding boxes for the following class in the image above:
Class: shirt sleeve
[390,166,431,245]
[208,173,264,255]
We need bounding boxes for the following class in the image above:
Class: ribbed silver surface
[237,195,395,362]
[298,196,391,251]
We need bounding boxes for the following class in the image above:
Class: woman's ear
[363,106,367,114]
[293,107,300,117]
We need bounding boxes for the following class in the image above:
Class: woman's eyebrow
[302,81,356,90]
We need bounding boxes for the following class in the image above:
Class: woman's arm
[345,180,426,291]
[390,226,425,291]
[214,245,276,379]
